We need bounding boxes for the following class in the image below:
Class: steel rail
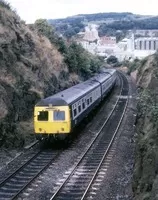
[0,149,61,200]
[81,73,129,199]
[49,72,125,200]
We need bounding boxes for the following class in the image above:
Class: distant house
[99,36,116,46]
[77,25,158,61]
[83,25,99,42]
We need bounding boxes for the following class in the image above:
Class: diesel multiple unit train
[34,69,117,140]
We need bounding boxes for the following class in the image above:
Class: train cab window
[38,111,48,121]
[54,111,65,121]
[73,109,77,117]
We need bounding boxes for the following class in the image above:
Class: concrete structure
[135,37,158,50]
[77,24,158,61]
[99,36,116,46]
[83,24,99,42]
[78,25,117,56]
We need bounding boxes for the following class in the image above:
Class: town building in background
[77,24,158,61]
[135,38,158,50]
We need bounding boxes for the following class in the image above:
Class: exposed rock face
[133,55,158,200]
[0,6,79,147]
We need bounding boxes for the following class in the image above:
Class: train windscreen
[53,111,65,121]
[37,111,48,121]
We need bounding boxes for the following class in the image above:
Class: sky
[8,0,158,23]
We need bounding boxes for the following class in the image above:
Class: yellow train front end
[34,105,71,139]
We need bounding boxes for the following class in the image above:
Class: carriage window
[54,111,65,121]
[87,99,90,105]
[90,97,92,103]
[82,102,85,109]
[38,111,48,121]
[73,109,77,117]
[78,105,81,113]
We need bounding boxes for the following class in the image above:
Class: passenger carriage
[34,69,117,140]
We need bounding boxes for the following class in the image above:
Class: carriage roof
[36,71,113,106]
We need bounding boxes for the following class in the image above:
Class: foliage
[56,37,68,54]
[49,18,85,39]
[49,13,158,40]
[98,24,128,40]
[49,13,133,39]
[133,53,158,200]
[34,19,104,78]
[137,55,158,122]
[138,89,158,123]
[98,17,158,37]
[115,31,127,42]
[127,58,141,74]
[34,19,56,42]
[137,57,148,75]
[90,56,104,73]
[0,0,11,10]
[34,19,68,54]
[107,55,118,64]
[102,18,158,30]
[64,42,103,78]
[49,12,133,25]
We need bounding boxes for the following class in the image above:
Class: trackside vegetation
[33,19,104,78]
[0,0,11,10]
[133,53,158,200]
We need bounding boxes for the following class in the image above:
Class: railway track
[0,140,40,184]
[48,72,129,200]
[0,72,128,200]
[0,149,61,200]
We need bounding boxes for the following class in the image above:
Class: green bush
[34,19,104,78]
[0,0,11,10]
[138,89,158,123]
[64,42,104,78]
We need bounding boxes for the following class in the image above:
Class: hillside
[49,12,152,25]
[133,54,158,199]
[0,2,81,148]
[48,12,157,39]
[0,0,105,148]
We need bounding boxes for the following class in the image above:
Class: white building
[83,25,99,42]
[135,37,158,50]
[78,24,117,56]
[114,35,158,61]
[78,25,158,61]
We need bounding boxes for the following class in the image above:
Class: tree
[107,56,118,64]
[0,0,11,10]
[34,19,55,39]
[34,20,104,77]
[34,19,68,54]
[64,28,76,39]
